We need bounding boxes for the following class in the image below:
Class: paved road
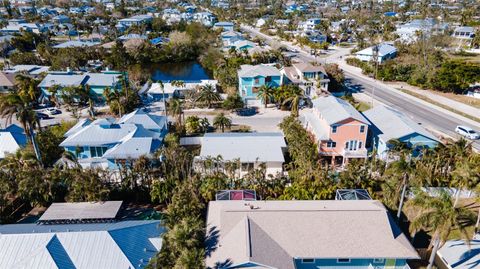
[240,25,480,151]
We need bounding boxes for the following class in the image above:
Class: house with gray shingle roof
[303,95,370,166]
[363,105,438,159]
[52,40,100,49]
[0,72,16,92]
[206,200,419,269]
[60,109,167,170]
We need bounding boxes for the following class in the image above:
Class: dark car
[235,107,257,116]
[36,112,50,120]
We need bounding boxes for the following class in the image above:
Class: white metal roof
[147,80,217,95]
[38,74,87,88]
[238,64,281,78]
[0,220,163,269]
[437,239,480,269]
[60,110,165,159]
[199,132,286,163]
[0,124,27,159]
[355,43,397,57]
[38,201,122,222]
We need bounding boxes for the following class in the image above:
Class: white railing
[342,148,368,158]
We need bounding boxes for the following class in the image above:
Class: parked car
[36,112,50,120]
[45,107,61,115]
[455,125,479,140]
[235,107,257,116]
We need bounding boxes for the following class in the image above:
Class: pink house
[304,96,370,166]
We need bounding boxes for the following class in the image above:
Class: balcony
[342,148,368,158]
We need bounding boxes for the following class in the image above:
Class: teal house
[363,105,439,159]
[237,64,282,100]
[206,200,419,269]
[60,109,167,170]
[38,70,123,102]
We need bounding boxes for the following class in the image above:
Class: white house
[355,43,397,63]
[0,201,164,269]
[436,237,480,269]
[192,132,287,178]
[0,124,27,159]
[395,18,448,43]
[452,26,475,39]
[281,62,329,98]
[300,17,322,32]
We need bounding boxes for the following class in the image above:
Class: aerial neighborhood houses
[1,2,479,269]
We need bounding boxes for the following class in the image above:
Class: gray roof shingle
[206,200,419,269]
[312,96,369,125]
[363,105,438,142]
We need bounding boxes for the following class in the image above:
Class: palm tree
[282,85,303,117]
[213,113,231,133]
[257,84,275,108]
[408,190,476,269]
[171,80,186,88]
[168,97,184,126]
[200,117,209,133]
[0,92,42,163]
[195,84,221,108]
[385,139,415,218]
[473,184,480,236]
[47,85,61,107]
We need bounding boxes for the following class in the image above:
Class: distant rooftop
[38,201,123,223]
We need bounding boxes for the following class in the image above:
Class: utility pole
[371,44,379,107]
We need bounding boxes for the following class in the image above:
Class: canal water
[148,61,213,82]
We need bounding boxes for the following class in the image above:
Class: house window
[360,125,365,133]
[90,146,108,158]
[265,76,272,83]
[332,126,337,133]
[337,259,351,263]
[359,141,362,149]
[241,163,254,172]
[373,259,384,263]
[252,87,259,93]
[302,258,314,263]
[326,141,336,148]
[254,78,260,84]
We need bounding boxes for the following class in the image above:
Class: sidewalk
[338,60,480,128]
[339,59,480,122]
[385,81,480,120]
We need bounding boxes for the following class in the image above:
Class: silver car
[455,125,479,140]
